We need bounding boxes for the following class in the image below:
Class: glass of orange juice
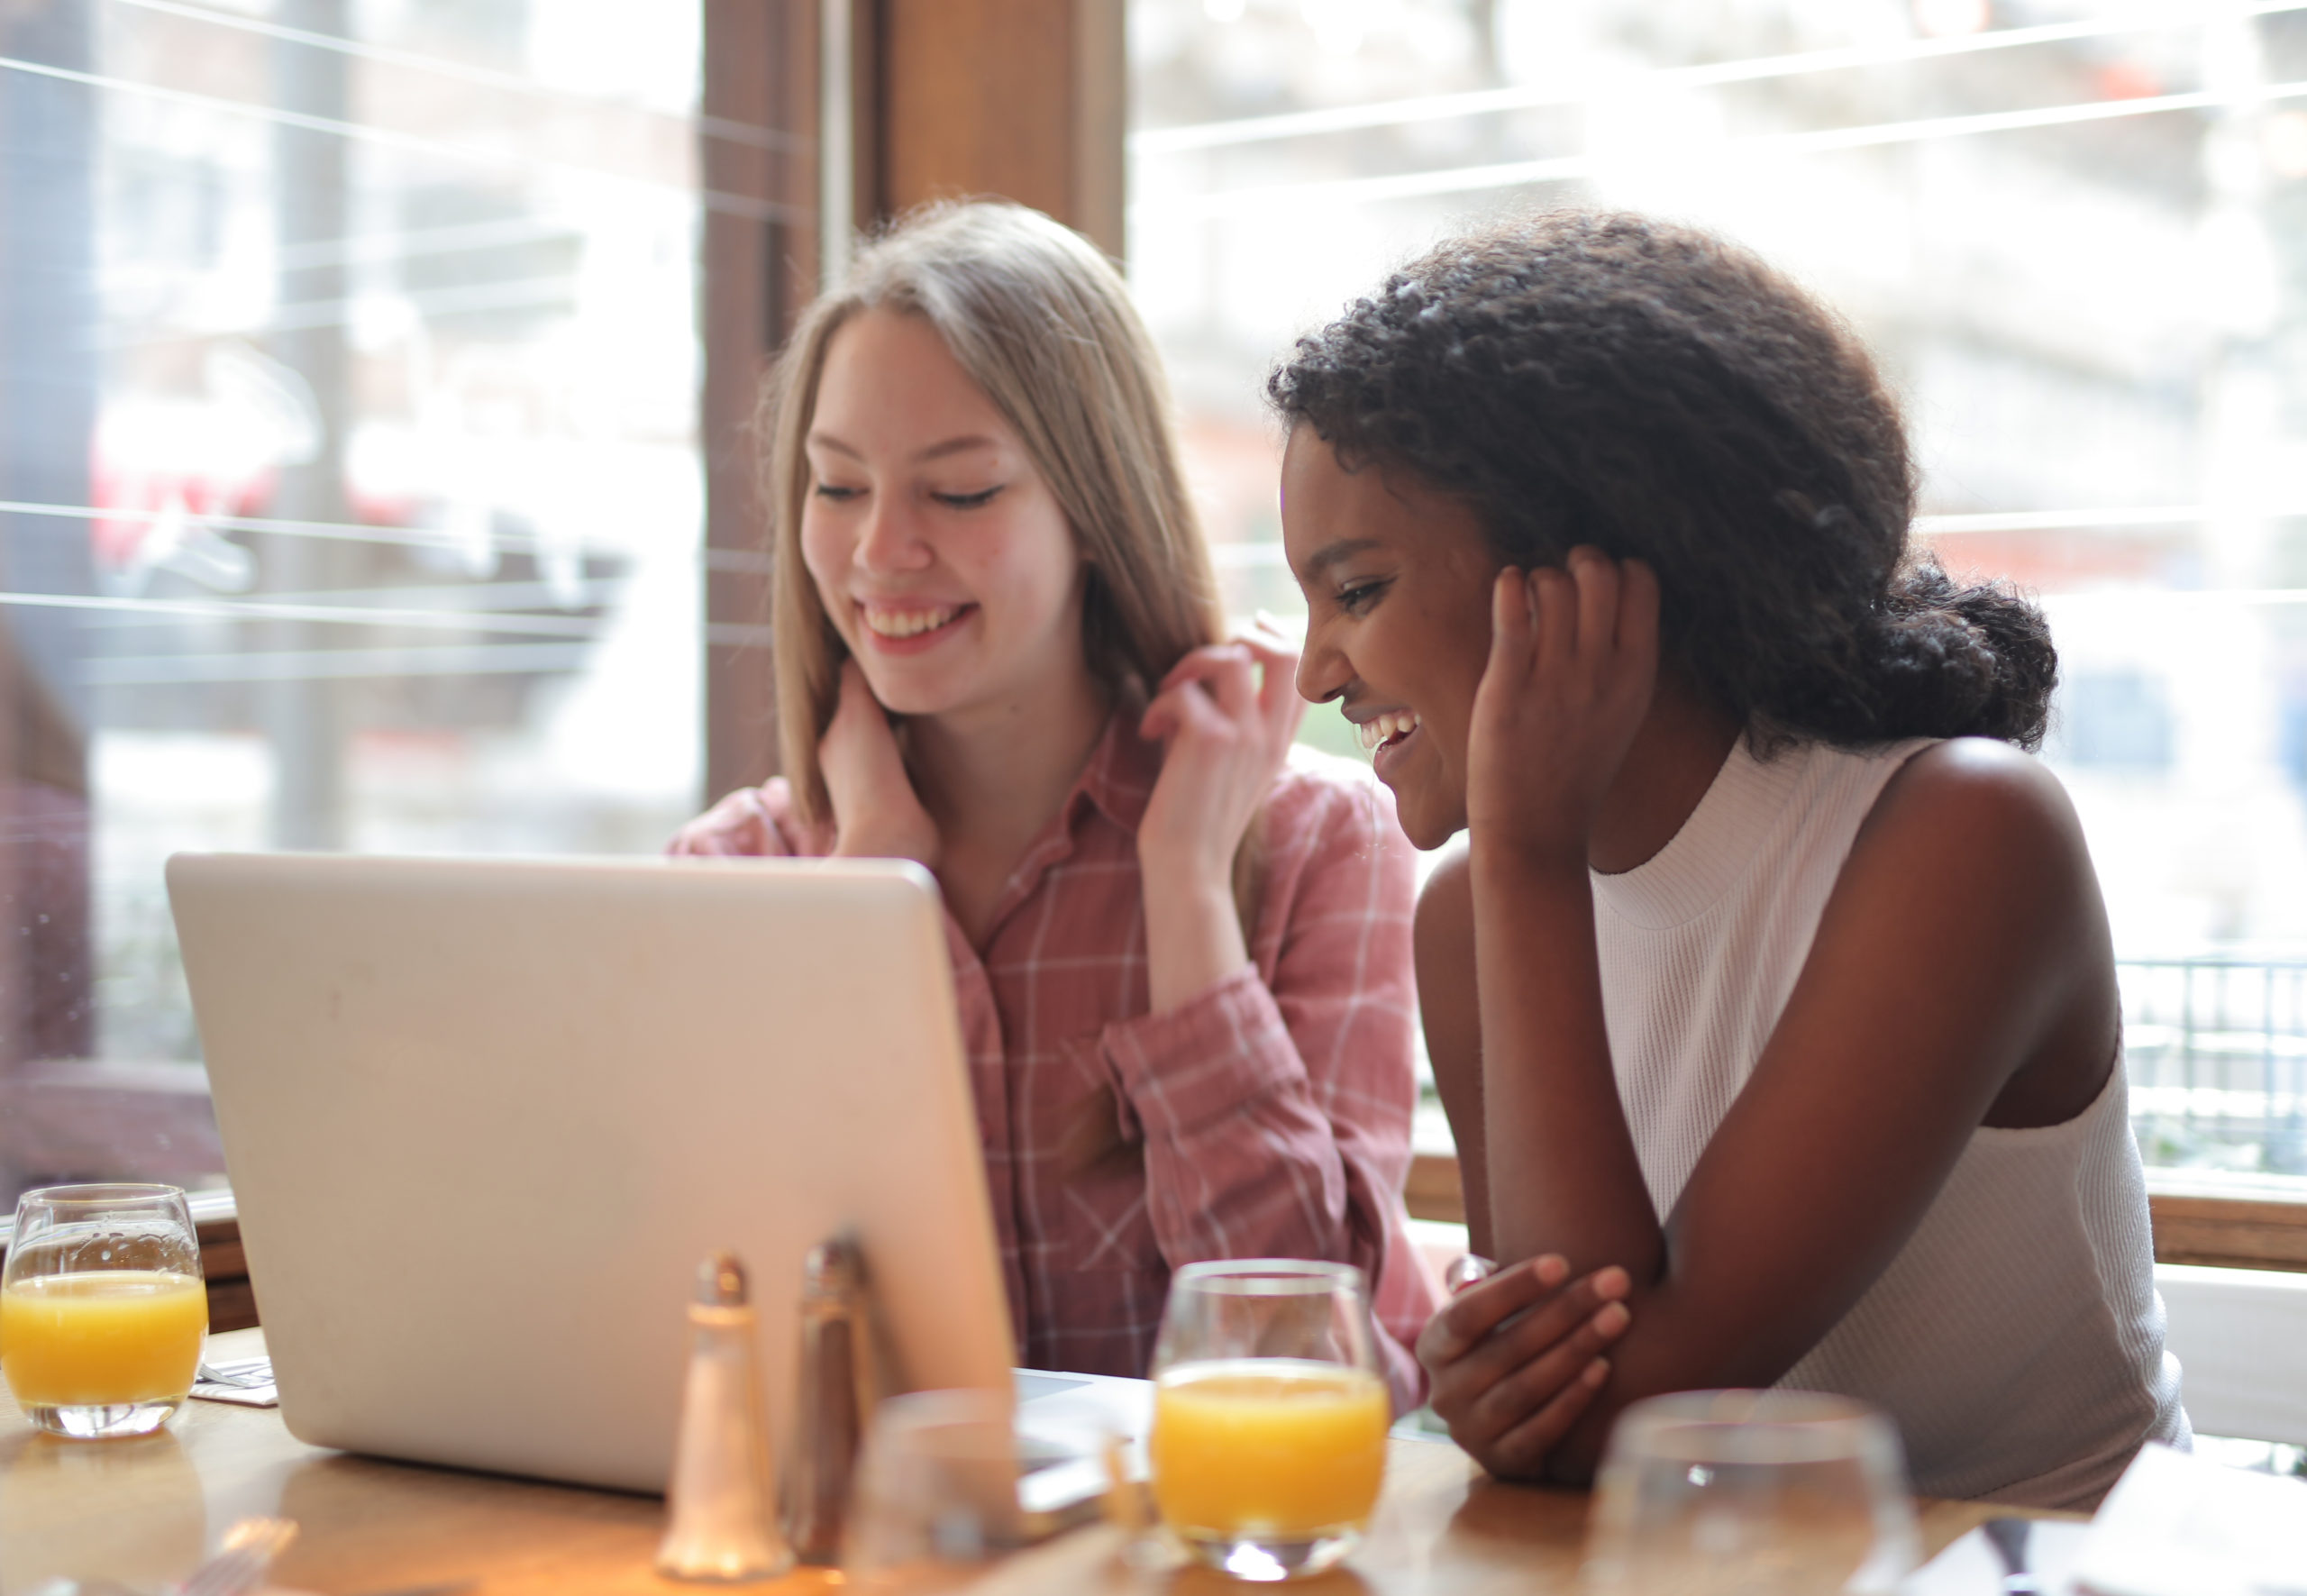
[1,1184,206,1438]
[1148,1259,1389,1582]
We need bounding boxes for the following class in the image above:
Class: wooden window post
[698,0,1124,804]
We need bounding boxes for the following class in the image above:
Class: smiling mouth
[860,603,973,640]
[1356,710,1420,753]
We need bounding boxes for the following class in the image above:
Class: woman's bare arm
[1412,843,1491,1261]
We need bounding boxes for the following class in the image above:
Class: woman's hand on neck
[824,660,942,868]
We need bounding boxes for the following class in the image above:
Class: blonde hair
[761,200,1225,825]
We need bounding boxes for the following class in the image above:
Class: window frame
[698,0,1123,801]
[1406,1151,2307,1272]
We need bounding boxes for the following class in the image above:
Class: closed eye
[813,482,863,502]
[932,486,1005,510]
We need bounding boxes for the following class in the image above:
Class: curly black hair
[1269,210,2056,750]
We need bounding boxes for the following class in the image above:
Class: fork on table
[26,1516,297,1596]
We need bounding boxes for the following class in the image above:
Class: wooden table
[3,1328,2053,1594]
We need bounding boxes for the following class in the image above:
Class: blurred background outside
[1,0,2302,1202]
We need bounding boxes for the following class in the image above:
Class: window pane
[0,0,742,1204]
[1130,0,2307,1184]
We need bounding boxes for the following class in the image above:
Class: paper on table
[190,1354,279,1408]
[1898,1519,2088,1594]
[2070,1443,2307,1596]
[191,1379,278,1408]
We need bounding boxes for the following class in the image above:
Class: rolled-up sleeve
[665,779,827,859]
[1094,771,1433,1409]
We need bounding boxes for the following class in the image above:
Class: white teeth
[862,606,961,638]
[1355,710,1420,751]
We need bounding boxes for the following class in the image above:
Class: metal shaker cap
[696,1251,748,1307]
[801,1236,863,1299]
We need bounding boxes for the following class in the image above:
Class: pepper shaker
[781,1235,876,1564]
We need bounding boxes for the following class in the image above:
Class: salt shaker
[656,1253,792,1582]
[781,1235,876,1564]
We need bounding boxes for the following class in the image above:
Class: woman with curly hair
[671,201,1436,1403]
[1272,209,2187,1507]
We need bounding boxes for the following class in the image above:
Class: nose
[1295,616,1352,706]
[853,493,933,574]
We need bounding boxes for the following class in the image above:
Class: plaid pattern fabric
[670,715,1436,1407]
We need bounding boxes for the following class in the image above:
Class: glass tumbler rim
[1604,1389,1904,1468]
[863,1388,1020,1465]
[874,1386,1014,1431]
[1169,1258,1366,1297]
[14,1182,191,1209]
[1616,1388,1889,1427]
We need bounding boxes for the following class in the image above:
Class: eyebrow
[1297,538,1386,579]
[806,431,1003,464]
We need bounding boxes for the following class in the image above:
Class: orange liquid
[1150,1359,1389,1539]
[0,1271,206,1407]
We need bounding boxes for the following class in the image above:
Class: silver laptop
[168,852,1034,1494]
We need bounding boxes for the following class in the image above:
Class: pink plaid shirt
[669,714,1436,1407]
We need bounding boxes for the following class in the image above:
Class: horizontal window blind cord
[82,632,765,687]
[0,588,772,652]
[0,501,775,579]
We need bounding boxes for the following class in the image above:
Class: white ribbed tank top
[1591,734,2189,1509]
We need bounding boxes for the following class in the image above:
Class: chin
[1388,780,1465,852]
[844,654,946,716]
[851,678,942,719]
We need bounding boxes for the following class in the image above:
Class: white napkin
[1900,1518,2088,1594]
[190,1353,279,1408]
[2069,1443,2307,1596]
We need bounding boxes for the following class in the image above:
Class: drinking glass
[843,1389,1026,1592]
[1584,1390,1920,1596]
[0,1184,207,1438]
[1148,1258,1388,1582]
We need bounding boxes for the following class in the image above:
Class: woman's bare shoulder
[1847,738,2115,1120]
[1857,737,2091,885]
[1414,839,1475,972]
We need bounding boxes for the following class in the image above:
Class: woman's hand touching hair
[1468,547,1660,864]
[1135,616,1305,1012]
[1138,615,1305,880]
[822,659,942,869]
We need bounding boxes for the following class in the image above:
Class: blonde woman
[670,202,1436,1403]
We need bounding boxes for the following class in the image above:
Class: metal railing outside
[1410,955,2307,1178]
[2121,956,2307,1178]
